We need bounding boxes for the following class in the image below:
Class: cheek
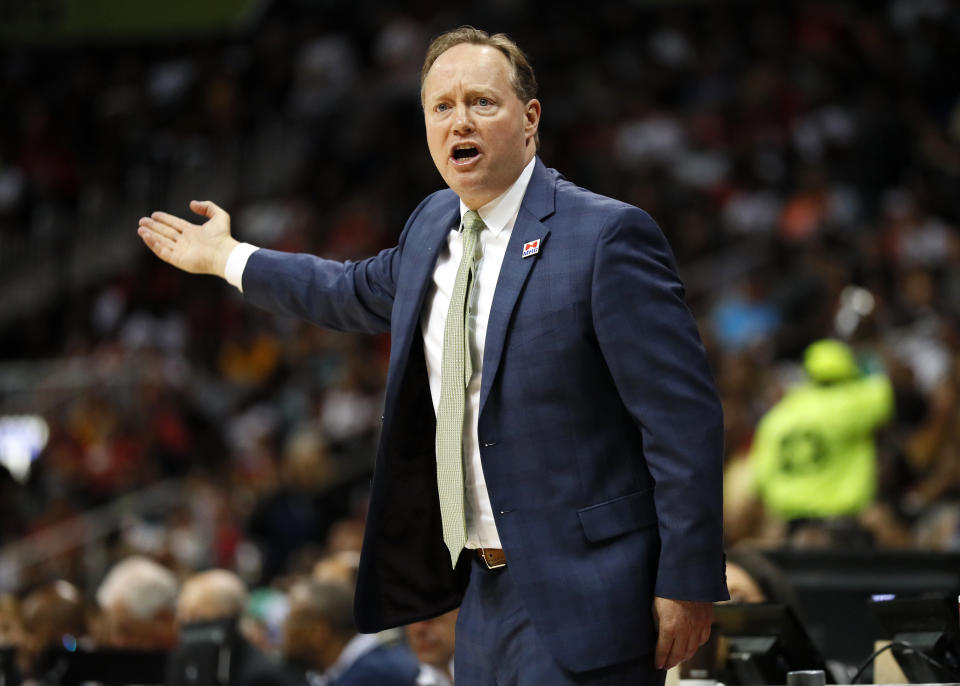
[425,125,446,155]
[490,120,521,152]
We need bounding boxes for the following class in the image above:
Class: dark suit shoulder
[333,643,419,686]
[545,170,660,246]
[396,188,459,247]
[553,174,647,218]
[417,188,459,215]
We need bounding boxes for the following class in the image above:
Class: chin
[446,181,482,204]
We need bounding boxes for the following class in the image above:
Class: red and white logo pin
[521,239,541,258]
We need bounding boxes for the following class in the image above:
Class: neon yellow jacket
[749,374,894,519]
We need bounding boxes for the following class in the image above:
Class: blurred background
[1,0,960,679]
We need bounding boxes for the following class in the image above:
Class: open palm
[137,200,239,277]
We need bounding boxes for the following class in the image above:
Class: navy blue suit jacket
[243,159,728,673]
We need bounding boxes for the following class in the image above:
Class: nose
[452,103,475,135]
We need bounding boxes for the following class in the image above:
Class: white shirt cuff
[224,243,259,292]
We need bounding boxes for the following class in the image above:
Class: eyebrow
[425,85,499,102]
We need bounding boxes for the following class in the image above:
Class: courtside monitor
[166,618,237,686]
[869,593,960,683]
[712,603,832,686]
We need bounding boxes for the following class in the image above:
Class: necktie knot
[463,210,485,237]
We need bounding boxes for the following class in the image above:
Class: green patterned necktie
[436,209,485,567]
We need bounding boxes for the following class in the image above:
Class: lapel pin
[521,239,541,259]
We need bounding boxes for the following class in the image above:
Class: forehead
[424,43,514,96]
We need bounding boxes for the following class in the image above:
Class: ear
[524,99,541,141]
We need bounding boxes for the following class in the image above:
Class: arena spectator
[246,424,362,581]
[406,609,457,686]
[312,550,360,586]
[176,568,248,626]
[0,593,22,647]
[18,580,86,680]
[96,555,178,652]
[748,339,895,539]
[282,577,419,686]
[0,594,20,686]
[173,568,294,686]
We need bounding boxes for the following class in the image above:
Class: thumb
[189,199,224,220]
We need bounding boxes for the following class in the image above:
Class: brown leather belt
[475,547,506,570]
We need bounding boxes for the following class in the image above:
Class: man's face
[406,608,458,669]
[422,43,540,209]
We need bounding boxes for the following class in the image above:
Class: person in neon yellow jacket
[749,339,894,520]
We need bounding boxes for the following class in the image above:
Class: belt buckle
[479,548,506,570]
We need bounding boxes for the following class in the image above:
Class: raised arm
[137,200,239,278]
[136,195,431,335]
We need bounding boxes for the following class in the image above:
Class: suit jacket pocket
[577,488,657,542]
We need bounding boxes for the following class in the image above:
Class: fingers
[655,633,673,671]
[137,201,233,276]
[149,211,197,233]
[189,199,223,219]
[137,224,176,263]
[138,216,181,242]
[655,632,697,670]
[656,628,706,670]
[652,598,714,670]
[683,628,704,662]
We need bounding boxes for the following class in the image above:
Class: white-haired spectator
[172,569,293,686]
[175,569,248,626]
[96,555,178,651]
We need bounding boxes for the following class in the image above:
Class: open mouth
[451,145,480,163]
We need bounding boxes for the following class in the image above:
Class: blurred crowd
[1,0,960,677]
[0,552,457,685]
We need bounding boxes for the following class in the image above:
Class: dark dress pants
[454,556,665,686]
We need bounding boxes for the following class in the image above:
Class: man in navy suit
[283,578,419,686]
[139,26,728,686]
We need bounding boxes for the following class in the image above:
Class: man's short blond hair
[420,26,540,149]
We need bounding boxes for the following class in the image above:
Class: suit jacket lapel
[479,158,557,415]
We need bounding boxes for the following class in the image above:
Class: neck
[462,151,536,210]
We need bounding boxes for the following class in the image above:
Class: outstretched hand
[652,596,713,670]
[137,200,239,278]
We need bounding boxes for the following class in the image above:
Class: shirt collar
[458,156,536,236]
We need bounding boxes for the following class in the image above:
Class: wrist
[212,237,240,279]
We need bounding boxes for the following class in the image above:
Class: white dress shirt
[420,157,536,549]
[416,661,454,686]
[224,157,537,550]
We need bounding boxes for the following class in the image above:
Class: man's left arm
[590,206,728,668]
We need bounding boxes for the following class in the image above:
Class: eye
[476,97,491,106]
[435,103,450,112]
